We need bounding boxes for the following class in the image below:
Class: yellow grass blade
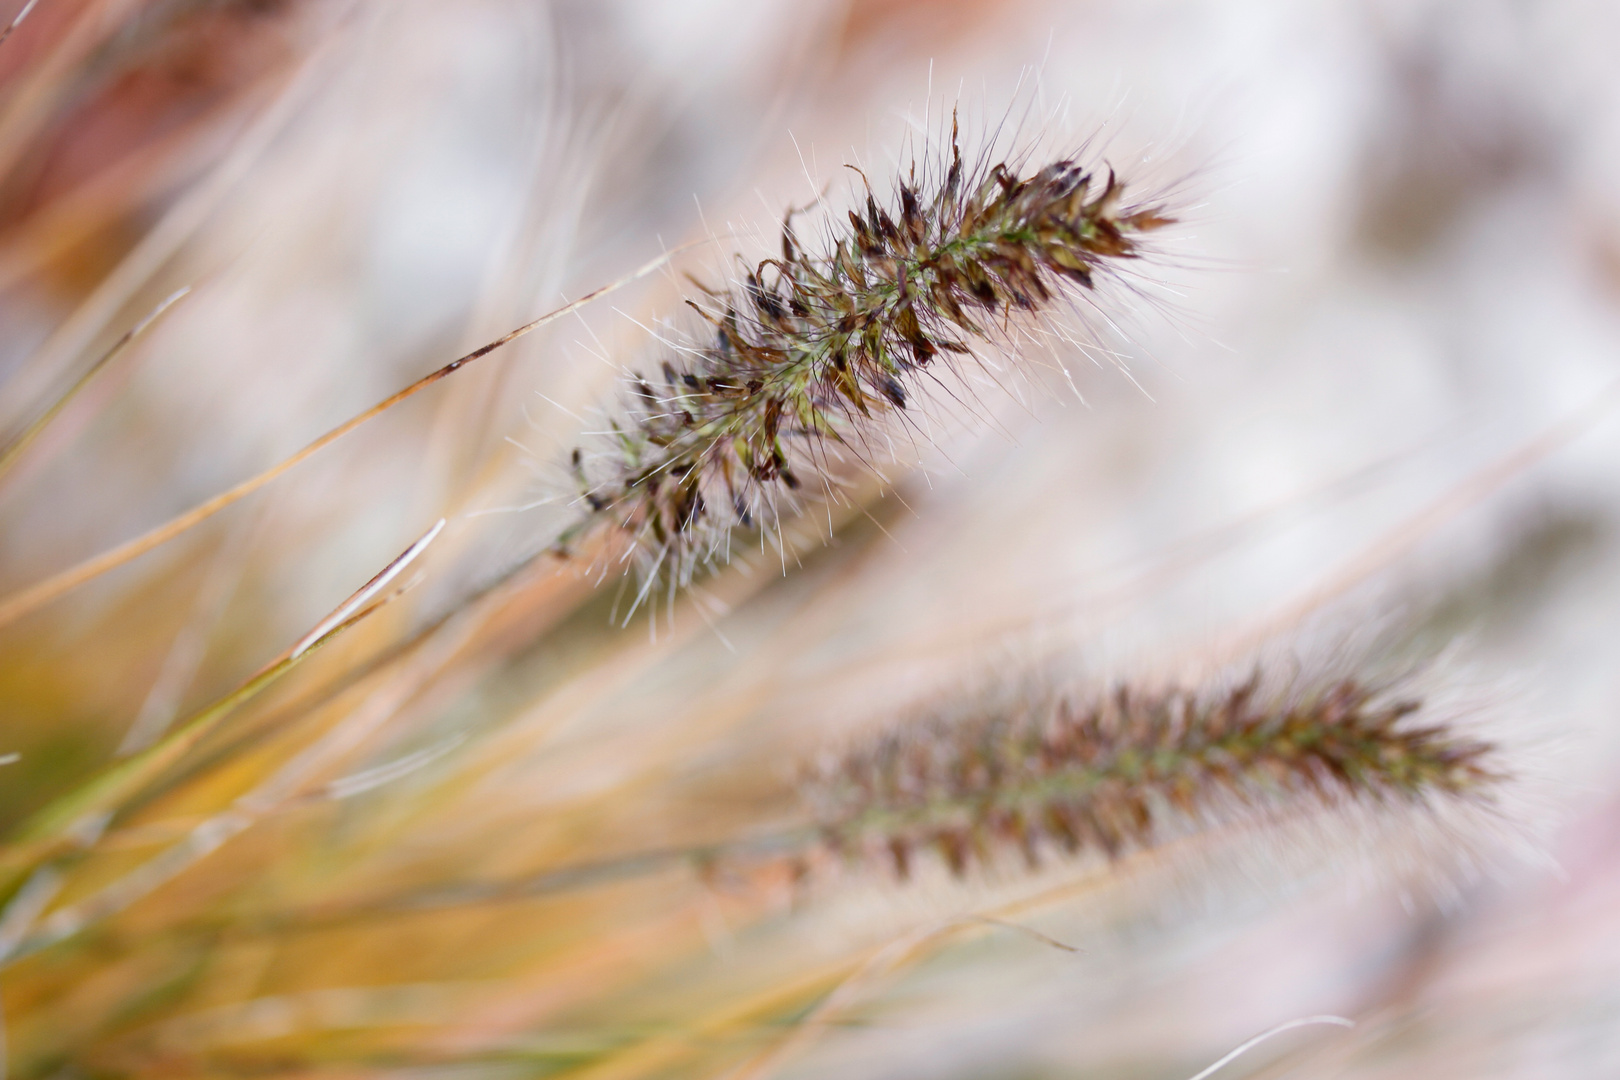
[0,520,445,890]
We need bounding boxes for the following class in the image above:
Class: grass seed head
[560,115,1176,594]
[803,655,1502,881]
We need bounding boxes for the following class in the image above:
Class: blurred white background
[2,1,1619,1076]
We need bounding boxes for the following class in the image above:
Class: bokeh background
[2,1,1619,1077]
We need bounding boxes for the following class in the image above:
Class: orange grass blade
[0,244,701,630]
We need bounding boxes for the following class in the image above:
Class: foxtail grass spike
[561,116,1175,591]
[805,663,1501,880]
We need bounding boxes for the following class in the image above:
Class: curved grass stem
[0,287,190,487]
[0,244,704,630]
[0,519,445,901]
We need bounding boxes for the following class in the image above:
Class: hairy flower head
[560,118,1176,595]
[804,656,1502,880]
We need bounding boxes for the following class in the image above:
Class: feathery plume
[804,655,1501,880]
[560,116,1176,592]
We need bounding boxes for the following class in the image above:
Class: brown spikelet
[560,116,1176,595]
[804,658,1502,879]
